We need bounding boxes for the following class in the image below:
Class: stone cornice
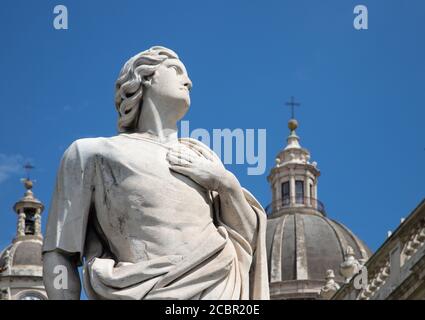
[332,198,425,300]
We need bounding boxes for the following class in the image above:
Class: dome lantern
[266,114,323,217]
[13,177,44,240]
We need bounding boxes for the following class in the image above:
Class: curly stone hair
[114,46,179,133]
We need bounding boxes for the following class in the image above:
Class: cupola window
[295,180,304,204]
[281,182,290,206]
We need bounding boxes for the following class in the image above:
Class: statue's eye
[170,65,181,74]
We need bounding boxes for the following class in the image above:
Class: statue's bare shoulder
[63,136,123,164]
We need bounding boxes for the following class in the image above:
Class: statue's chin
[156,93,190,120]
[176,103,190,120]
[179,93,191,109]
[174,96,190,118]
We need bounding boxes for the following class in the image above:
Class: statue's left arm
[215,171,258,247]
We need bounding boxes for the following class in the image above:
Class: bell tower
[14,178,44,240]
[0,170,47,300]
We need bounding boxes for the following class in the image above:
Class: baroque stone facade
[333,198,425,300]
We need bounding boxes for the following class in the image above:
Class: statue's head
[115,46,192,133]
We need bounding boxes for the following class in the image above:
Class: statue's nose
[183,78,192,91]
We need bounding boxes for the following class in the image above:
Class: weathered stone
[42,46,269,300]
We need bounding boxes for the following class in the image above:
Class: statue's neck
[136,96,179,143]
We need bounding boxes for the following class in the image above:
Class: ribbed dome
[0,239,43,273]
[266,212,371,298]
[11,241,43,267]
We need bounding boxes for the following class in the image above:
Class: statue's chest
[93,141,213,239]
[96,141,210,210]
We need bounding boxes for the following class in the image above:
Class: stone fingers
[169,165,193,177]
[180,140,217,162]
[166,152,192,167]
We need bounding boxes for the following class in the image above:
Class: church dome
[0,177,46,301]
[0,239,43,275]
[10,240,43,267]
[265,113,371,299]
[266,211,371,299]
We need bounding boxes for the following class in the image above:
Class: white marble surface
[43,46,269,300]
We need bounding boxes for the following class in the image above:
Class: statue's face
[146,58,192,119]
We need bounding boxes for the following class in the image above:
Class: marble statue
[0,288,10,300]
[42,46,269,300]
[0,250,10,273]
[319,269,340,300]
[340,246,362,282]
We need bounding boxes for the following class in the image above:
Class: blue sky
[0,0,424,274]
